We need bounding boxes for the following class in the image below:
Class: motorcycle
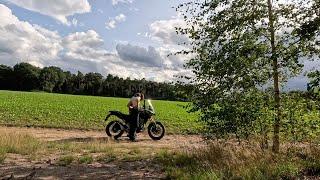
[104,99,165,140]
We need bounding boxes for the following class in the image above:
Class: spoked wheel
[106,120,124,140]
[148,121,165,140]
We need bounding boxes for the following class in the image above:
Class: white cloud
[7,0,91,25]
[0,4,189,82]
[62,30,109,62]
[112,0,134,6]
[116,43,164,67]
[149,18,189,46]
[106,14,126,29]
[0,4,62,67]
[129,7,139,12]
[72,18,78,26]
[157,47,189,70]
[115,14,126,22]
[106,20,116,29]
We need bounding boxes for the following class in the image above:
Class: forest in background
[0,63,187,100]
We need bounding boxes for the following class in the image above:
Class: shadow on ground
[52,136,152,144]
[0,160,164,180]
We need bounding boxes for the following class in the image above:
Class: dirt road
[0,126,203,180]
[0,126,203,149]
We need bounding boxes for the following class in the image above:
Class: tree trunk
[268,0,281,153]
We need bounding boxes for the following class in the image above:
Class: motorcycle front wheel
[147,121,165,140]
[106,120,124,140]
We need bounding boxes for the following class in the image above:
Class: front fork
[149,116,156,123]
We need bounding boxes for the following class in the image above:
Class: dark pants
[129,108,138,140]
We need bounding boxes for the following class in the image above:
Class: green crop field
[0,90,201,134]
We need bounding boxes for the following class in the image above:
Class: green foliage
[281,92,320,142]
[84,72,103,95]
[1,62,188,100]
[57,155,74,166]
[176,0,320,149]
[308,70,320,97]
[202,89,265,140]
[157,144,320,180]
[13,62,40,91]
[240,161,301,180]
[154,150,210,179]
[78,155,93,164]
[40,66,66,92]
[0,65,13,90]
[301,145,320,176]
[97,154,117,163]
[0,90,200,134]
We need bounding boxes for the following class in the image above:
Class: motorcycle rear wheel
[106,120,124,140]
[148,121,165,140]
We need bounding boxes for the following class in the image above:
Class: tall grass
[0,147,6,163]
[156,142,320,179]
[0,131,42,155]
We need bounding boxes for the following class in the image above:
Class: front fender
[105,113,112,121]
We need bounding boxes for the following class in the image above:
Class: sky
[0,0,318,90]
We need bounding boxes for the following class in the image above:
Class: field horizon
[0,90,201,134]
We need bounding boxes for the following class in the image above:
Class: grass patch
[156,143,320,179]
[274,162,300,179]
[300,145,320,176]
[46,141,114,154]
[57,155,74,166]
[78,155,94,164]
[121,148,144,161]
[155,150,206,179]
[0,148,6,164]
[0,131,42,155]
[46,140,157,164]
[85,141,113,153]
[97,154,117,163]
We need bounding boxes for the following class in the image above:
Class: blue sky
[0,0,190,83]
[1,0,183,50]
[0,0,318,90]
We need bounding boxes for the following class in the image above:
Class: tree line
[0,63,186,100]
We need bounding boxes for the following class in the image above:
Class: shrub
[57,155,74,166]
[78,155,93,164]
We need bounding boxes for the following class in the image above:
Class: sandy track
[0,126,203,149]
[0,126,203,180]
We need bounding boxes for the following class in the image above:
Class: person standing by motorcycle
[127,93,144,141]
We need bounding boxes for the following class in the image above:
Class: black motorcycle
[104,99,165,140]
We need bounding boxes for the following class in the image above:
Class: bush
[302,145,320,176]
[57,155,74,166]
[97,154,117,163]
[156,143,320,179]
[78,155,93,164]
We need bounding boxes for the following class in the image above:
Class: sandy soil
[0,126,203,180]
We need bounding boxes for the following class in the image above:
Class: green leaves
[176,0,320,144]
[39,66,65,92]
[307,70,320,101]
